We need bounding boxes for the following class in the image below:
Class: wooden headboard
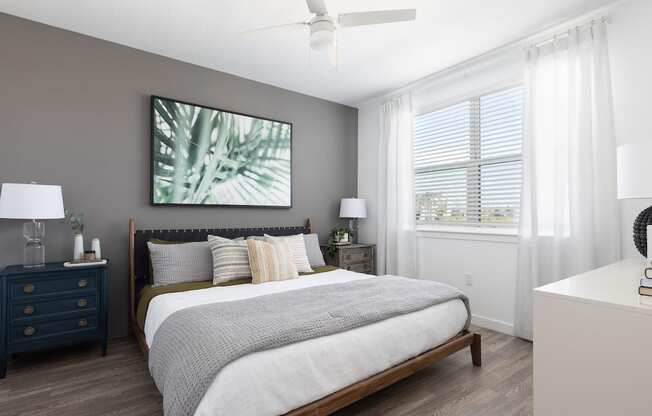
[127,218,312,334]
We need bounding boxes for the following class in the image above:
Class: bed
[128,218,481,416]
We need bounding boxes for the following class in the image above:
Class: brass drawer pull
[78,319,88,328]
[78,298,88,308]
[364,252,369,258]
[78,279,88,288]
[23,283,34,294]
[23,305,35,315]
[24,326,36,337]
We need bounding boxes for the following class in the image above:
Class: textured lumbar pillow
[264,234,313,273]
[207,235,252,285]
[147,241,213,286]
[302,233,326,268]
[247,238,299,284]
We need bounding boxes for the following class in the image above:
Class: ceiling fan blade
[306,0,328,15]
[242,22,308,34]
[338,9,416,28]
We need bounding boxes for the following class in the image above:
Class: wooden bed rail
[285,330,481,416]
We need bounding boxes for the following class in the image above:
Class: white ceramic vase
[91,238,101,260]
[73,233,84,261]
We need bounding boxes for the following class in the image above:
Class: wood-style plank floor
[0,327,531,416]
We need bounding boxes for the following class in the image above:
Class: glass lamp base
[348,218,359,244]
[23,221,45,268]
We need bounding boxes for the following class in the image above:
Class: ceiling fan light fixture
[309,18,335,51]
[310,29,334,51]
[245,1,416,63]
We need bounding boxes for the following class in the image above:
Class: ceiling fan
[247,0,416,62]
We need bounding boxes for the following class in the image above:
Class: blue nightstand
[0,262,109,378]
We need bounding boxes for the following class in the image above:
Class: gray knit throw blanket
[149,276,471,416]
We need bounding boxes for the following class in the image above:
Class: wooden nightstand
[0,262,109,378]
[322,244,376,275]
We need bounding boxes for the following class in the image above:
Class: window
[414,86,523,226]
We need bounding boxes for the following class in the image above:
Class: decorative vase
[634,206,652,257]
[91,238,102,260]
[73,233,84,261]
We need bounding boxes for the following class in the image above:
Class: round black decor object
[633,206,652,257]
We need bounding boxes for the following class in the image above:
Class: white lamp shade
[0,183,65,219]
[617,144,652,199]
[339,198,367,219]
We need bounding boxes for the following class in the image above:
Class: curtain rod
[358,0,628,106]
[529,16,610,49]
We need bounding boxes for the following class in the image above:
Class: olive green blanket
[136,265,338,330]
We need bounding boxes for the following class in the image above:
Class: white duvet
[144,269,468,416]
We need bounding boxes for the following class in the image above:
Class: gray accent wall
[0,13,358,337]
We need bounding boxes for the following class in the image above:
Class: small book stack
[639,271,652,297]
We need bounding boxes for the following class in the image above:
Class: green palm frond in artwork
[152,97,291,206]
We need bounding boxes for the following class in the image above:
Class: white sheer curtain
[377,94,417,277]
[515,21,620,340]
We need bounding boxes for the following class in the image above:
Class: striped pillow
[247,239,299,284]
[208,235,252,285]
[264,234,313,273]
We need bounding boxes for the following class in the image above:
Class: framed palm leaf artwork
[150,96,292,207]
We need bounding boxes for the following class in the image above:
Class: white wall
[417,231,518,334]
[357,100,381,246]
[357,0,652,336]
[609,0,652,259]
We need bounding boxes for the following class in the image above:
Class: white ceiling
[0,0,616,106]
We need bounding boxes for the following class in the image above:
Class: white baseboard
[471,314,514,336]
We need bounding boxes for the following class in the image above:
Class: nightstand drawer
[345,263,373,274]
[10,273,97,299]
[10,295,97,320]
[340,248,372,264]
[323,244,376,275]
[10,315,97,343]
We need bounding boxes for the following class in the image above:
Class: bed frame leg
[471,333,481,367]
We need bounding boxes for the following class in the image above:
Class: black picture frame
[150,95,293,208]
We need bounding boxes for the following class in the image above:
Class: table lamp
[0,183,65,267]
[617,143,652,263]
[339,198,367,244]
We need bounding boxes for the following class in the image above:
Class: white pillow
[303,233,326,268]
[264,234,313,273]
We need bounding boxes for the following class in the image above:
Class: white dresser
[534,258,652,415]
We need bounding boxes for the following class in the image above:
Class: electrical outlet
[464,272,473,286]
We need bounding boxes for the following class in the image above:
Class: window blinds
[414,86,523,226]
[413,101,470,169]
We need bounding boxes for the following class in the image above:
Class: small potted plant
[336,228,349,243]
[65,209,85,261]
[326,227,354,257]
